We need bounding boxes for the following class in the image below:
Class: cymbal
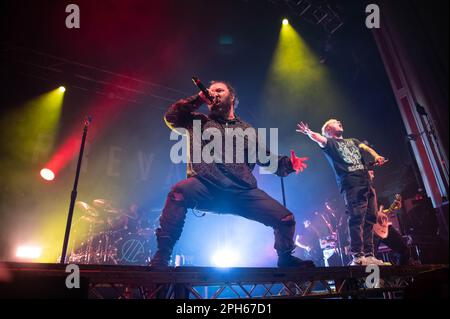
[103,208,121,214]
[92,198,111,208]
[76,201,90,210]
[92,199,120,214]
[76,201,100,217]
[79,215,104,224]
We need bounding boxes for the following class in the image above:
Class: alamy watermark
[64,4,380,31]
[65,264,80,289]
[169,120,280,174]
[65,4,80,29]
[365,4,380,29]
[365,264,380,288]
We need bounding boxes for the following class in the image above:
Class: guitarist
[295,219,324,266]
[368,170,414,266]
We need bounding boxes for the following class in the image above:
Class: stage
[0,262,447,299]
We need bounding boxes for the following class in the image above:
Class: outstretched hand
[290,149,308,174]
[296,122,311,135]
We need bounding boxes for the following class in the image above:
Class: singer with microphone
[150,78,314,269]
[296,119,388,266]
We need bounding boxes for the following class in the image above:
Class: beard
[209,96,232,118]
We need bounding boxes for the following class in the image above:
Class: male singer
[150,80,314,268]
[296,119,387,266]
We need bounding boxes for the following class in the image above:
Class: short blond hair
[321,119,339,137]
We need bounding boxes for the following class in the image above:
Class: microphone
[84,115,92,126]
[192,76,213,103]
[368,158,389,167]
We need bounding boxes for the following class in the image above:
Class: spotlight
[40,168,55,181]
[16,245,42,259]
[58,86,66,93]
[211,249,239,268]
[282,18,289,25]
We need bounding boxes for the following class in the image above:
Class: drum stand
[334,223,345,266]
[321,210,346,266]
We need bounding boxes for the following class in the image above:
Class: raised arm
[296,122,327,148]
[295,235,311,251]
[256,137,308,177]
[255,141,296,177]
[358,143,386,166]
[164,94,202,130]
[164,91,210,130]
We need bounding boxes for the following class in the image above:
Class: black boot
[277,253,316,268]
[149,233,174,268]
[149,250,172,268]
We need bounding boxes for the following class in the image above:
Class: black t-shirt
[164,95,294,190]
[321,137,369,191]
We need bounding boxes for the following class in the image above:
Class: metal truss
[87,277,412,299]
[3,262,447,299]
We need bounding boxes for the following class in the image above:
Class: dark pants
[342,183,377,256]
[374,225,411,265]
[155,177,296,258]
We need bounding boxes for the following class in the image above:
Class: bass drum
[115,233,152,265]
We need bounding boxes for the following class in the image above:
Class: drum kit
[69,199,156,266]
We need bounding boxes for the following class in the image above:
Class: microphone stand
[335,216,345,266]
[60,116,92,264]
[280,177,286,207]
[325,205,345,266]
